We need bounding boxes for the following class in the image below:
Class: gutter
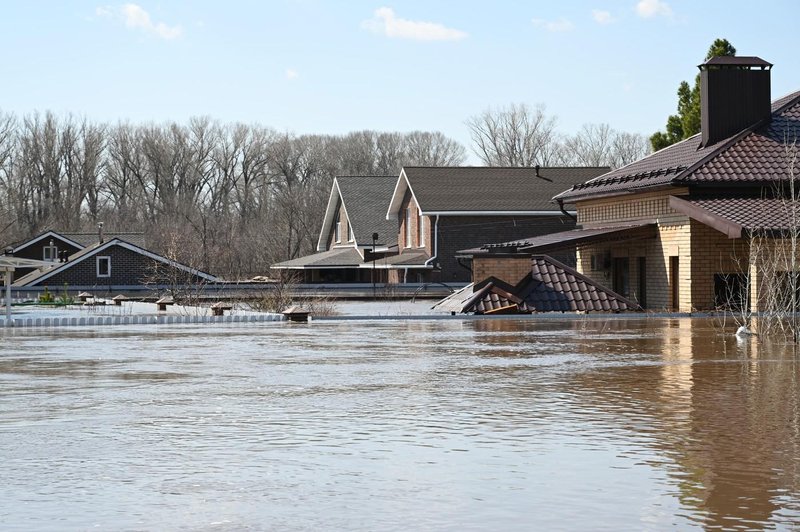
[424,215,440,268]
[557,199,577,222]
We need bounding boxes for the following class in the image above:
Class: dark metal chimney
[699,56,772,147]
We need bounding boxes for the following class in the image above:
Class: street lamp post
[372,233,378,297]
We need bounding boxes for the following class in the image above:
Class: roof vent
[699,56,772,147]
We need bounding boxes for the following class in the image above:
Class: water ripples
[2,318,800,529]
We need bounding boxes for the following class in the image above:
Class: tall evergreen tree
[650,39,736,151]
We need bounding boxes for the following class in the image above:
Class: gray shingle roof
[63,232,146,248]
[555,90,800,202]
[271,247,365,269]
[402,166,609,212]
[7,230,146,252]
[336,176,398,247]
[375,250,430,267]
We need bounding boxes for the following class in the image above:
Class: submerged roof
[388,166,609,216]
[461,256,638,313]
[555,90,800,202]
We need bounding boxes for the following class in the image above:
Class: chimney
[98,221,104,244]
[699,56,772,147]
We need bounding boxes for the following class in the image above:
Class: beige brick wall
[689,220,750,310]
[472,256,532,285]
[578,188,689,227]
[575,188,756,311]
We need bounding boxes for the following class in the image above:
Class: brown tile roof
[402,166,609,212]
[671,195,800,237]
[462,255,638,313]
[555,90,800,202]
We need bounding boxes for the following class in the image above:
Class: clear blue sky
[3,1,799,160]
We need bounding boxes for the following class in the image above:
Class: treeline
[0,112,465,278]
[0,106,649,279]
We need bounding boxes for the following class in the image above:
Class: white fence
[0,313,286,328]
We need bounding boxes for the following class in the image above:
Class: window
[96,256,111,278]
[347,219,353,242]
[418,209,425,248]
[714,273,748,311]
[43,245,58,262]
[334,211,342,243]
[405,207,413,247]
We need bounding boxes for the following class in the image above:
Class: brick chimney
[699,56,772,147]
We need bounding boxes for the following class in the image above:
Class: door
[612,257,630,297]
[670,256,680,311]
[637,257,647,308]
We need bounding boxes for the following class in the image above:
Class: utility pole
[372,233,378,297]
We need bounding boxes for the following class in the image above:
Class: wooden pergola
[1,256,50,321]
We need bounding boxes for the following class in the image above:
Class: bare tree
[0,109,467,280]
[404,131,466,166]
[561,123,650,169]
[466,103,559,166]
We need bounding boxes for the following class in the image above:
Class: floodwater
[1,317,800,530]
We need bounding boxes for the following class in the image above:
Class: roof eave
[669,196,743,239]
[317,179,342,252]
[386,169,412,220]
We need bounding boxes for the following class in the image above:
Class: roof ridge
[403,165,610,169]
[677,90,800,183]
[335,175,397,178]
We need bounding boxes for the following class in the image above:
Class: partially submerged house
[435,255,637,314]
[381,166,608,283]
[470,56,800,312]
[5,229,145,281]
[271,176,399,282]
[9,236,218,291]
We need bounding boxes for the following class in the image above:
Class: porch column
[4,269,11,321]
[749,261,760,314]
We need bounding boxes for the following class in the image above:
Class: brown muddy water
[1,317,799,530]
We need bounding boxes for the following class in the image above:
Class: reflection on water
[1,318,800,530]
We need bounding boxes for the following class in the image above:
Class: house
[381,166,609,283]
[271,176,399,282]
[4,229,146,282]
[9,236,218,290]
[470,55,800,312]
